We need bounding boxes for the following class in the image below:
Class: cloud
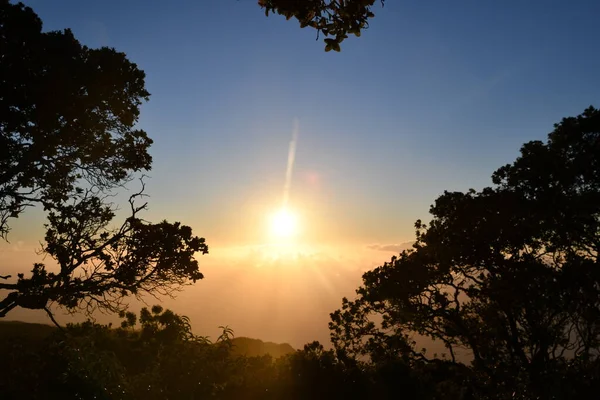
[141,243,374,349]
[4,242,410,349]
[366,241,414,253]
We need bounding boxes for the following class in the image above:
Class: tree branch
[44,307,64,331]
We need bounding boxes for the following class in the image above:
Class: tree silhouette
[330,107,600,399]
[259,0,385,51]
[0,1,207,321]
[0,0,151,237]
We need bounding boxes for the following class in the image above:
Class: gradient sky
[4,0,600,347]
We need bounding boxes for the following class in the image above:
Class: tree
[0,308,235,399]
[258,0,385,51]
[330,107,600,399]
[0,1,207,321]
[0,0,151,236]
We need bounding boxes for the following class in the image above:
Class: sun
[270,208,298,239]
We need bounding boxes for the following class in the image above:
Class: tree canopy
[330,106,600,399]
[0,0,152,236]
[0,309,465,399]
[259,0,385,51]
[0,0,207,321]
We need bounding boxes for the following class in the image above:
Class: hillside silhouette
[0,320,295,359]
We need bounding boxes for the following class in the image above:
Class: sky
[3,0,600,347]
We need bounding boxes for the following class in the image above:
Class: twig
[44,307,64,331]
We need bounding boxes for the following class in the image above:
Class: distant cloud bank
[366,242,414,253]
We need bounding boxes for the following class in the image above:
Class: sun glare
[270,208,298,239]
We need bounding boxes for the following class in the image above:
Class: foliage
[258,0,385,51]
[0,187,207,318]
[330,106,600,399]
[0,309,279,399]
[0,314,488,400]
[0,1,207,320]
[0,0,151,236]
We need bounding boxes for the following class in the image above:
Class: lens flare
[282,118,299,208]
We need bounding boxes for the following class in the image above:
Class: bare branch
[44,307,64,331]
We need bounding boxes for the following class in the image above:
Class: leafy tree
[88,307,239,399]
[259,0,385,51]
[119,304,209,344]
[330,107,600,399]
[0,307,241,399]
[0,0,151,236]
[0,1,207,321]
[0,313,464,400]
[273,341,360,399]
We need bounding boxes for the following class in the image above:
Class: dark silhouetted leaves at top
[259,0,384,51]
[329,106,600,399]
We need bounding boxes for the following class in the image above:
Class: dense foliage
[259,0,385,51]
[0,1,207,319]
[0,0,151,236]
[0,310,467,400]
[330,107,600,399]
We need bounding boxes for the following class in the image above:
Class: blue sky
[18,0,600,245]
[7,0,600,345]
